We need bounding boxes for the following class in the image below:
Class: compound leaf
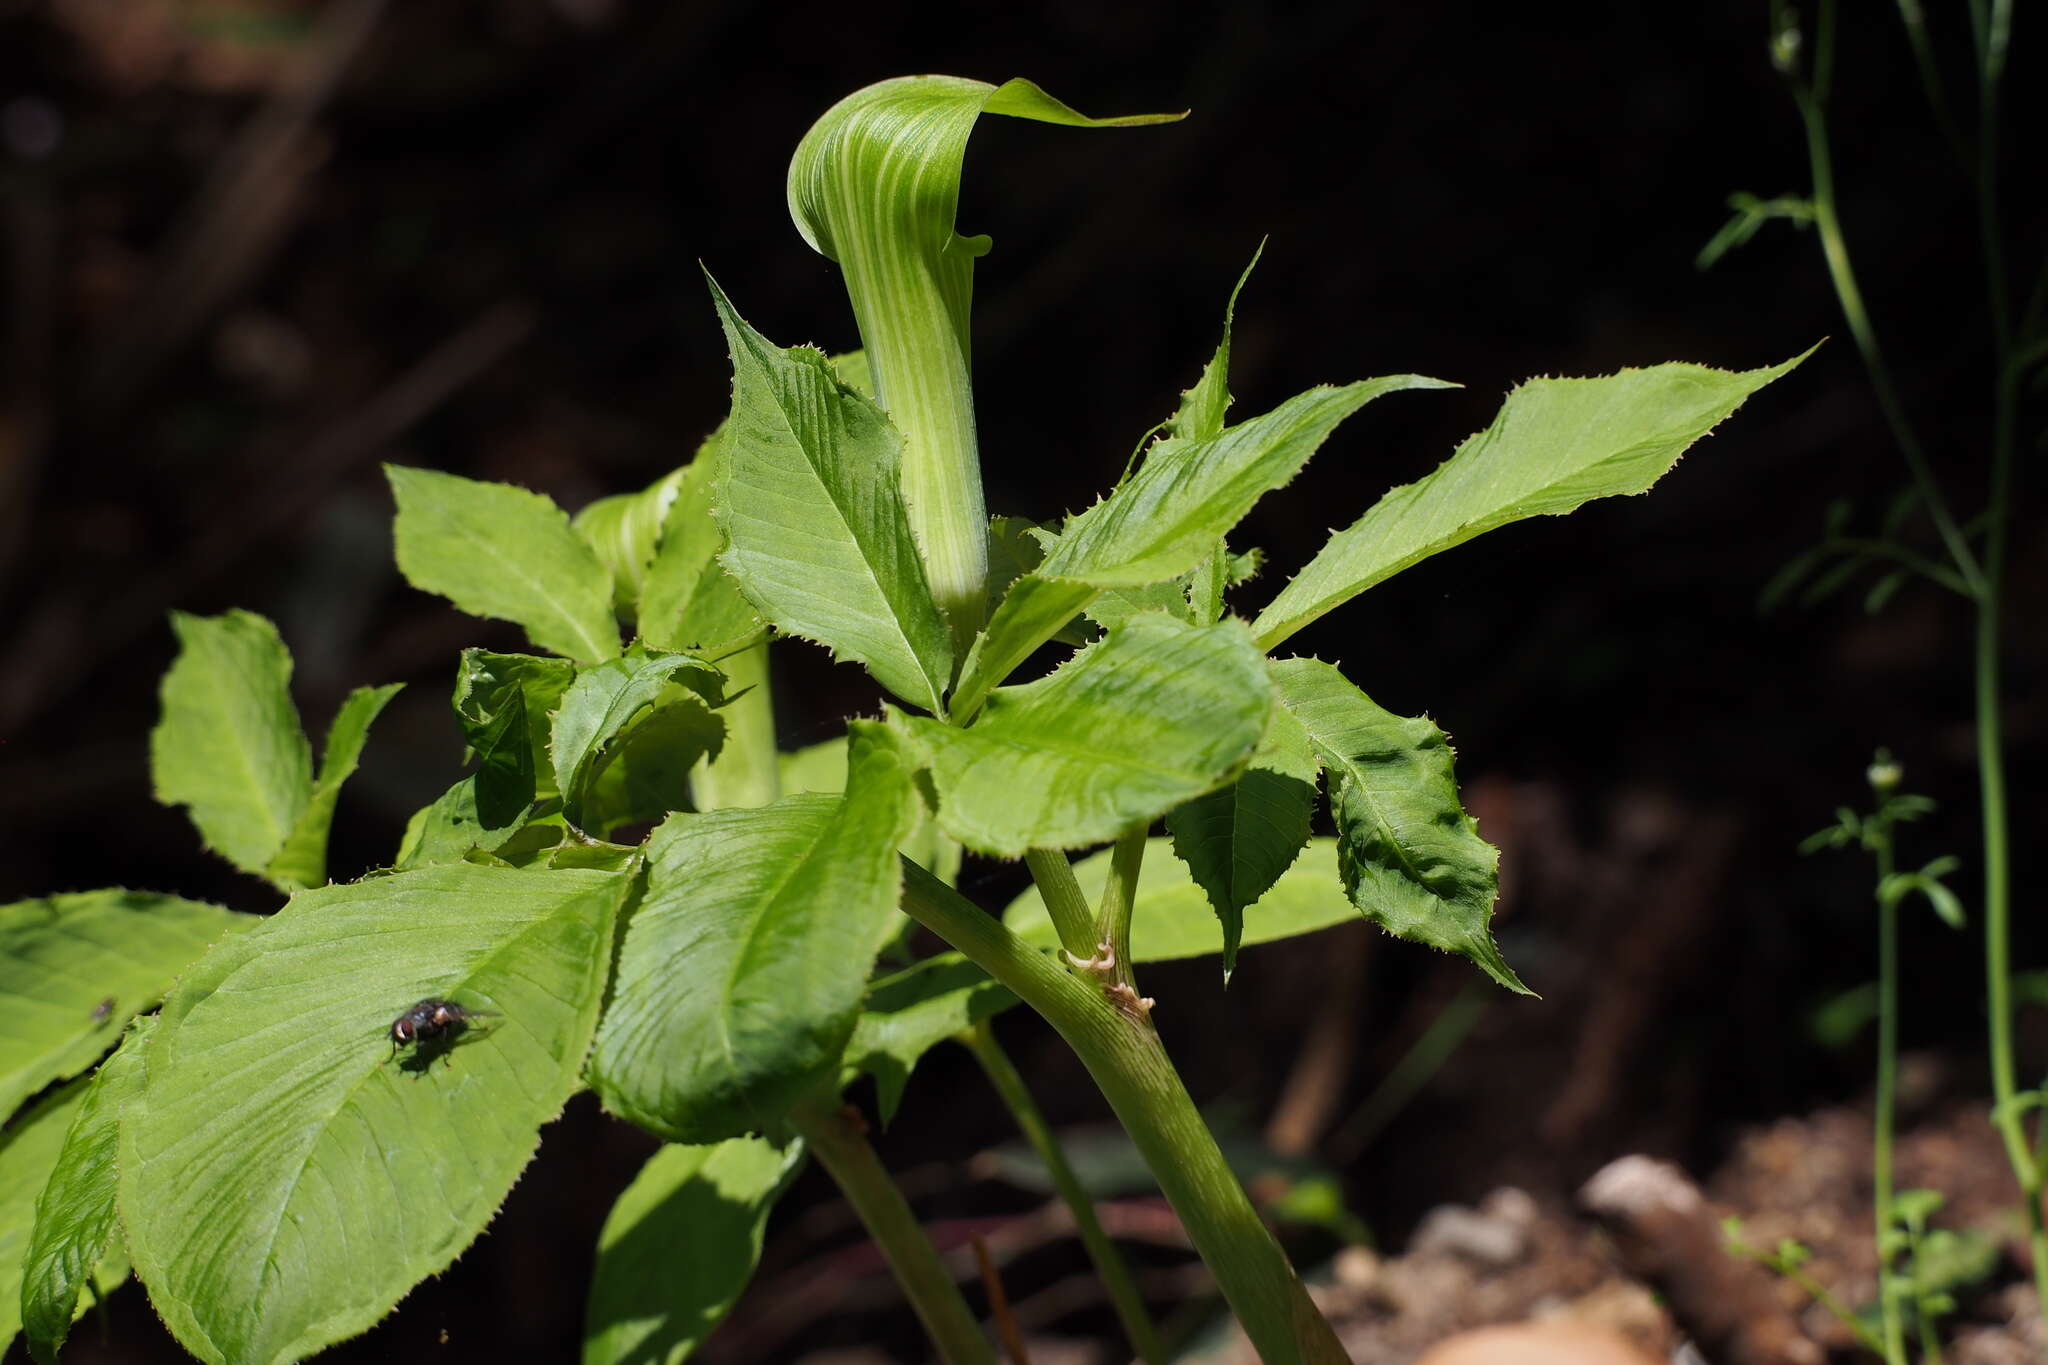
[1003,838,1357,963]
[20,1017,151,1363]
[120,863,630,1365]
[898,614,1270,857]
[1253,351,1812,650]
[953,377,1441,718]
[151,610,311,881]
[589,723,921,1143]
[841,954,1016,1125]
[1166,698,1319,979]
[267,683,404,891]
[708,278,953,715]
[388,464,620,662]
[582,1137,804,1365]
[1270,658,1528,994]
[0,890,251,1122]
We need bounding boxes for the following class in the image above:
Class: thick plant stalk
[903,859,1348,1365]
[788,1093,998,1365]
[959,1020,1169,1365]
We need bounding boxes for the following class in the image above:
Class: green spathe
[120,863,629,1365]
[788,76,1183,643]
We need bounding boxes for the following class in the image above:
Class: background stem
[959,1020,1170,1365]
[901,859,1348,1365]
[1871,827,1905,1365]
[788,1092,998,1365]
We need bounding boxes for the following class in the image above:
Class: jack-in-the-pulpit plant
[0,75,1802,1365]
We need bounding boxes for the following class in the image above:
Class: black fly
[386,998,492,1069]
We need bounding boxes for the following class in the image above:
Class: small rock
[1416,1323,1662,1365]
[1411,1202,1529,1267]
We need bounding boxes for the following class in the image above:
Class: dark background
[2,0,2043,1359]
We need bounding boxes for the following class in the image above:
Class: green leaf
[393,776,535,870]
[637,444,766,659]
[707,276,954,715]
[21,1017,151,1363]
[1167,240,1264,445]
[1,1079,96,1355]
[0,890,251,1121]
[1252,351,1813,650]
[387,463,620,662]
[1166,698,1319,979]
[120,863,630,1365]
[581,701,727,838]
[549,646,725,829]
[778,736,963,894]
[898,614,1270,857]
[1004,837,1358,962]
[1270,658,1529,994]
[151,610,311,880]
[589,722,921,1143]
[455,649,577,804]
[1043,379,1448,590]
[842,955,1018,1125]
[574,466,690,618]
[787,76,1184,637]
[267,683,403,890]
[582,1137,804,1365]
[953,377,1442,719]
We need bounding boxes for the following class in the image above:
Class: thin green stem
[1964,0,2045,1322]
[1328,984,1489,1162]
[1871,827,1906,1365]
[689,641,781,812]
[1891,0,1970,167]
[1095,828,1149,994]
[1789,18,1983,592]
[958,1021,1169,1365]
[1024,848,1100,960]
[900,859,1348,1365]
[788,1092,997,1365]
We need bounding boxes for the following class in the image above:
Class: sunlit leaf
[151,610,310,880]
[388,464,620,662]
[1253,351,1813,649]
[267,682,403,890]
[121,863,630,1365]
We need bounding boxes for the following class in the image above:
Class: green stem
[690,641,781,812]
[1871,828,1906,1365]
[900,859,1346,1365]
[1024,848,1100,960]
[1964,0,2045,1322]
[958,1020,1170,1365]
[788,1092,997,1365]
[1095,828,1148,993]
[1790,10,1983,592]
